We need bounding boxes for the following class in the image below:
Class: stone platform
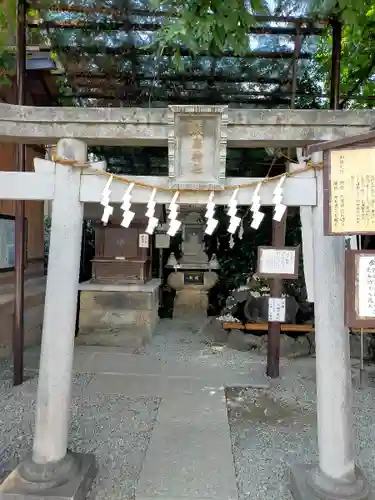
[76,279,161,349]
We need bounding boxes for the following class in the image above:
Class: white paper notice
[139,233,149,248]
[358,255,375,318]
[259,249,295,275]
[268,298,286,322]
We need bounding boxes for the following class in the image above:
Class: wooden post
[266,211,287,378]
[13,0,27,386]
[330,17,342,110]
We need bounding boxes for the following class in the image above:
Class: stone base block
[173,289,208,319]
[290,464,372,500]
[77,280,161,348]
[0,453,96,500]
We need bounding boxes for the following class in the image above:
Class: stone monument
[167,206,219,318]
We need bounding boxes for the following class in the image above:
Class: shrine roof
[28,0,327,108]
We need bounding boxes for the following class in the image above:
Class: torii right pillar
[290,151,371,500]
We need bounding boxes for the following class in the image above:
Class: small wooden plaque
[256,246,299,279]
[345,250,375,327]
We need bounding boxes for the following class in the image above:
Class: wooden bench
[222,323,375,334]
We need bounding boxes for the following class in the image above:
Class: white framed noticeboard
[257,246,299,279]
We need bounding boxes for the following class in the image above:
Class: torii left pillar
[0,139,97,500]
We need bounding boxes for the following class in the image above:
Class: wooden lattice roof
[28,1,327,108]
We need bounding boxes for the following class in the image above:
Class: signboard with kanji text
[345,250,375,327]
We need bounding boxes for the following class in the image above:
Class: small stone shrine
[167,206,219,318]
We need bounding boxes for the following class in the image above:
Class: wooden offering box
[92,223,152,283]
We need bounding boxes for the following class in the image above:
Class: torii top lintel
[0,103,373,146]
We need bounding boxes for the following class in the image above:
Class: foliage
[150,0,270,58]
[151,0,375,59]
[0,0,16,47]
[314,7,375,107]
[307,0,373,25]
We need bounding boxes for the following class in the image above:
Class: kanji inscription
[357,255,375,318]
[328,147,375,234]
[256,246,299,279]
[167,105,228,190]
[268,298,286,322]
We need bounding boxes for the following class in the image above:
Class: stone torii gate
[0,103,373,500]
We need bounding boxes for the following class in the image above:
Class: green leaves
[153,0,269,57]
[313,1,375,107]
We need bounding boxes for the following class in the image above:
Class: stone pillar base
[0,452,96,500]
[290,464,372,500]
[173,288,208,319]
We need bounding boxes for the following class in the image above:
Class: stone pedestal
[173,288,209,318]
[168,270,218,319]
[0,139,97,500]
[0,453,96,500]
[77,279,161,349]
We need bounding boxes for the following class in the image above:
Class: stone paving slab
[86,372,267,399]
[136,391,238,500]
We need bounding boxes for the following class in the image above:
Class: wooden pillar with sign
[256,244,300,378]
[290,136,374,500]
[267,212,287,378]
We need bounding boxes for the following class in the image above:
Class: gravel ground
[0,357,160,500]
[141,318,288,374]
[227,356,375,500]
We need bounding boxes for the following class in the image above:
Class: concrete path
[23,318,271,500]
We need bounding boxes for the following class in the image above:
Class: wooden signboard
[256,246,299,279]
[324,146,375,235]
[345,250,375,327]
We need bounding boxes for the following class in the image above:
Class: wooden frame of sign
[345,249,375,327]
[308,131,375,236]
[256,245,299,279]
